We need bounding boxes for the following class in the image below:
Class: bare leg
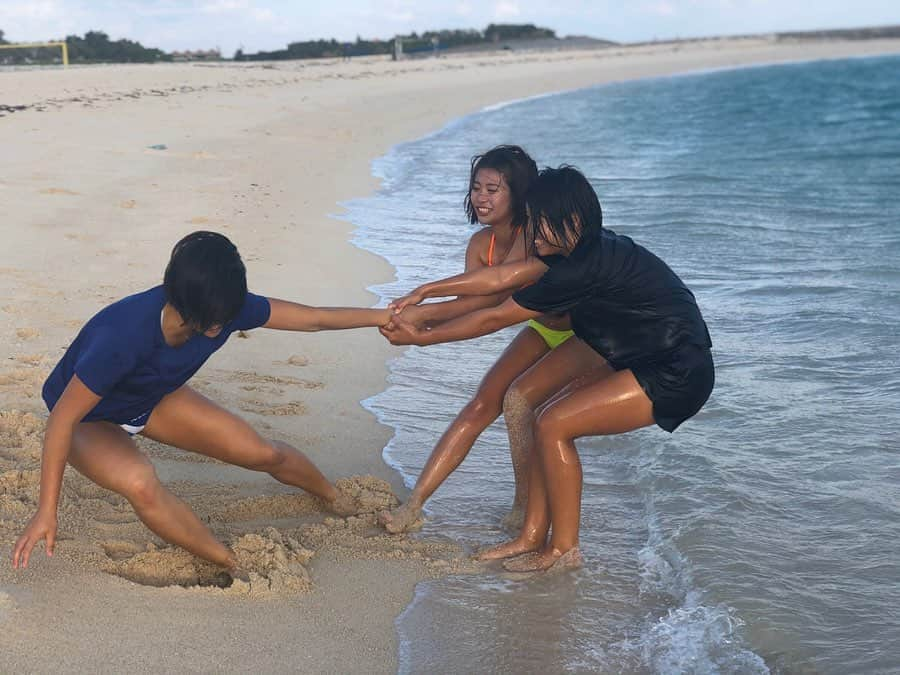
[143,386,352,514]
[380,327,549,533]
[476,339,612,558]
[503,369,655,572]
[475,444,551,560]
[68,422,236,568]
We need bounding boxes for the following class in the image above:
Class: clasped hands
[379,290,428,346]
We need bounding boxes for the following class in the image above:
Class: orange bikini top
[487,227,520,267]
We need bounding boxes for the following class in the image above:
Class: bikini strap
[487,232,496,267]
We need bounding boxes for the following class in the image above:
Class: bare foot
[500,504,525,533]
[500,550,542,568]
[473,538,541,562]
[378,502,424,534]
[327,492,359,517]
[227,565,251,584]
[502,546,583,573]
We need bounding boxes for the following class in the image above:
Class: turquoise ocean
[344,53,900,674]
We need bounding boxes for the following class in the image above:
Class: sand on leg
[476,338,610,559]
[379,327,548,533]
[502,368,654,572]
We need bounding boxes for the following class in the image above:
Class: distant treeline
[776,24,900,41]
[235,24,557,61]
[0,30,169,64]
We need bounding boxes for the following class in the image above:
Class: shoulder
[230,291,271,331]
[87,287,162,343]
[465,228,493,264]
[467,227,493,251]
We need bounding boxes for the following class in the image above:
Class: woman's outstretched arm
[393,259,547,310]
[382,297,539,346]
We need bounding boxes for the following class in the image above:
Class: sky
[0,0,897,57]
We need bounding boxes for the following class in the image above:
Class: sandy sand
[2,35,900,671]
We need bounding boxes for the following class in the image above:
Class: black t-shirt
[513,227,711,369]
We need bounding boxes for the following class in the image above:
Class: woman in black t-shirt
[382,166,714,573]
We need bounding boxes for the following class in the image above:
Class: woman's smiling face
[470,168,513,227]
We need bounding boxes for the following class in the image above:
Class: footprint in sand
[229,370,323,389]
[15,328,40,340]
[15,354,46,366]
[239,400,306,416]
[286,355,309,367]
[119,199,137,209]
[39,187,79,196]
[187,216,225,225]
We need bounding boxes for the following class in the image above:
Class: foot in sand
[473,538,541,562]
[226,563,251,584]
[327,492,359,517]
[378,501,424,534]
[500,504,525,533]
[502,547,583,573]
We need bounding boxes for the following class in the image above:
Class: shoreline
[2,37,900,671]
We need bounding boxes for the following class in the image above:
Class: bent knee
[120,464,162,507]
[460,393,501,426]
[534,409,569,444]
[243,441,285,472]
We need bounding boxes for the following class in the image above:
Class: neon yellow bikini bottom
[527,319,575,350]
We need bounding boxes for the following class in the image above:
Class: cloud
[494,1,521,19]
[643,1,677,17]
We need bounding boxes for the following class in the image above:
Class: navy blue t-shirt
[42,286,271,424]
[513,227,711,370]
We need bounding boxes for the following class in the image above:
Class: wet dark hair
[525,165,603,252]
[163,231,247,331]
[464,144,538,230]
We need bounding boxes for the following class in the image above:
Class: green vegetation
[236,23,558,61]
[66,31,168,62]
[0,22,561,65]
[0,30,168,64]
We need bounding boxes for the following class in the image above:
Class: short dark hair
[163,231,247,331]
[524,165,603,252]
[464,144,538,230]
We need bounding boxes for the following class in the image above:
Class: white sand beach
[2,35,899,671]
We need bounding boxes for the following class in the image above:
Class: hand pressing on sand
[12,509,57,569]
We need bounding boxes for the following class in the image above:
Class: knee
[460,392,500,426]
[245,440,285,472]
[534,409,566,449]
[121,464,162,508]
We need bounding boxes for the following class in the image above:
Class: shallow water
[346,53,900,673]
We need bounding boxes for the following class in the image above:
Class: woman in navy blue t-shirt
[13,231,392,577]
[383,167,714,573]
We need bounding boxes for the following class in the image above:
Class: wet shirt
[513,227,711,369]
[42,286,271,423]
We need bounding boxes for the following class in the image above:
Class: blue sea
[345,53,900,674]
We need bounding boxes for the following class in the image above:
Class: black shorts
[631,343,715,433]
